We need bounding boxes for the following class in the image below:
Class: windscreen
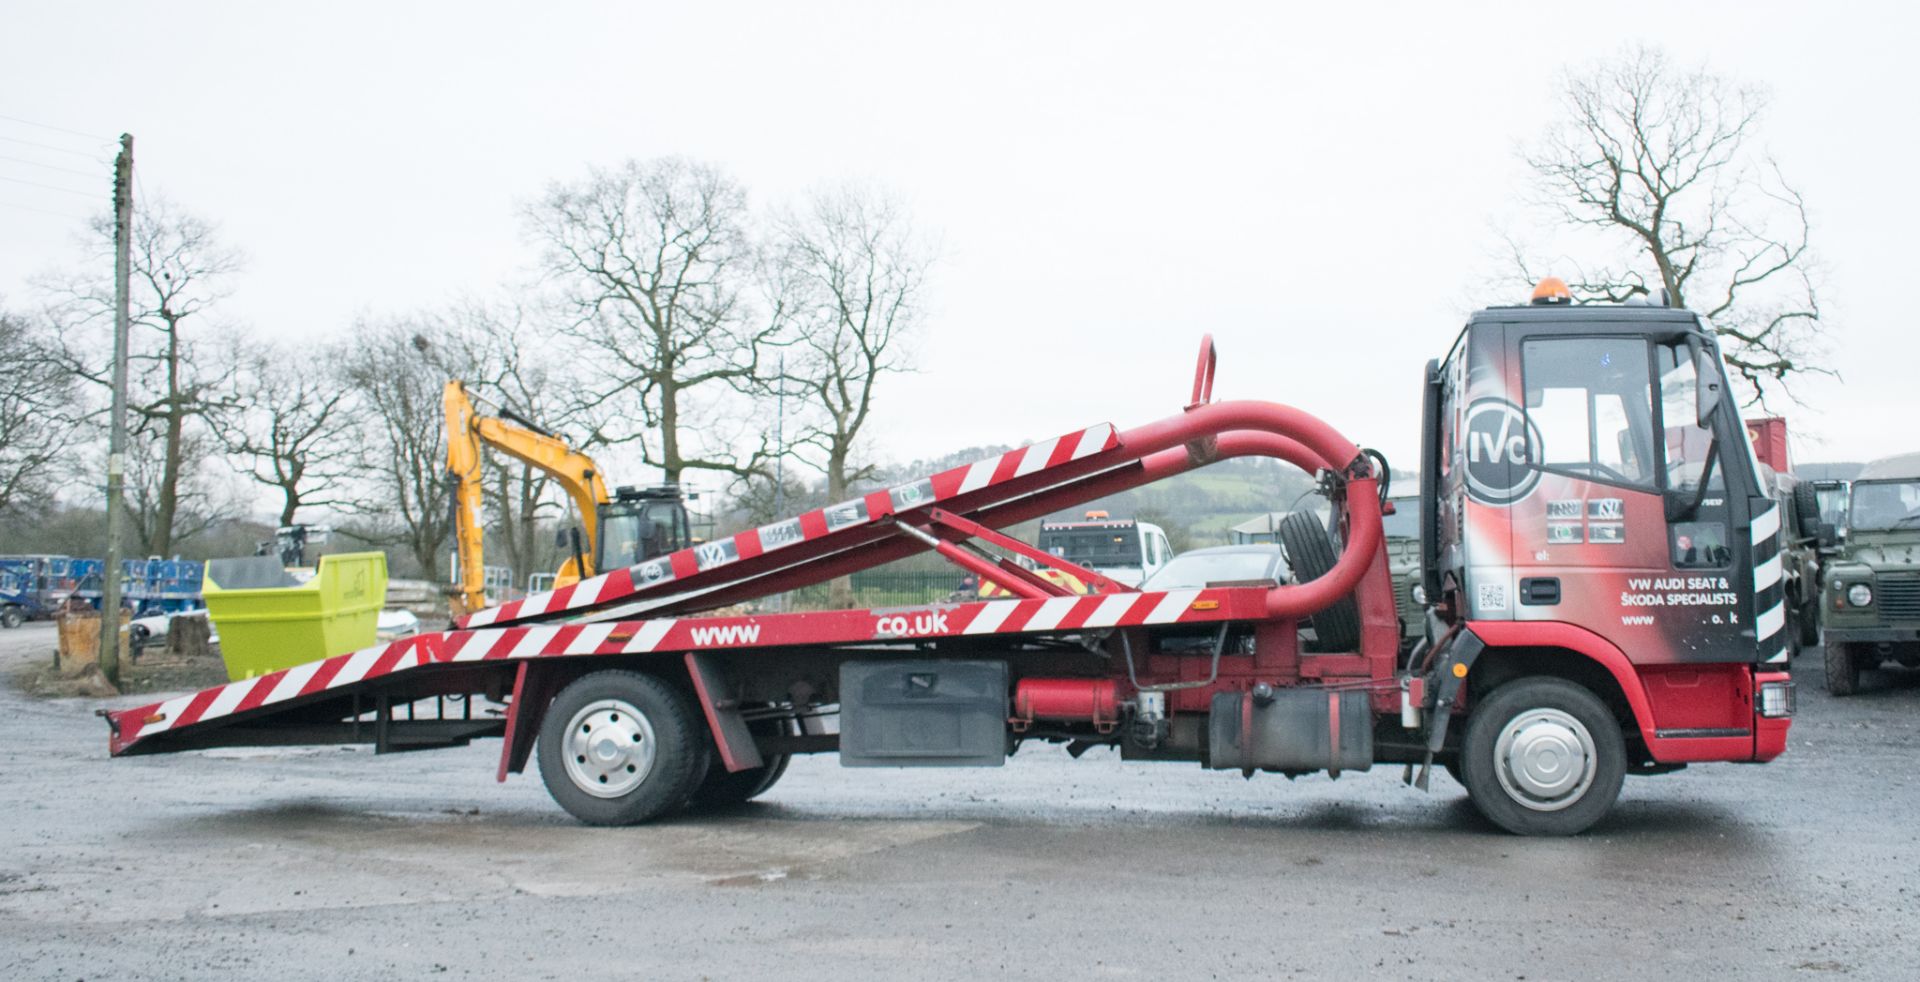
[1039,527,1140,568]
[1381,499,1420,540]
[1849,480,1920,531]
[599,501,686,567]
[1816,484,1849,527]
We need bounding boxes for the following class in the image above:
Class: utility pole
[773,352,786,518]
[99,133,133,686]
[771,352,785,612]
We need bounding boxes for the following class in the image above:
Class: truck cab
[1818,453,1920,694]
[1422,285,1793,808]
[1035,514,1172,588]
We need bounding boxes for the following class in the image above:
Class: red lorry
[104,286,1794,836]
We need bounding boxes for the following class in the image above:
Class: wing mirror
[1690,340,1723,427]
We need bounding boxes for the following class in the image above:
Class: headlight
[1758,680,1796,718]
[1847,583,1873,607]
[1410,584,1428,605]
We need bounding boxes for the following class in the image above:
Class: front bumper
[1821,626,1920,644]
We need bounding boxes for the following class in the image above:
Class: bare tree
[525,157,783,485]
[774,185,931,504]
[47,197,245,553]
[1513,45,1825,405]
[121,426,237,554]
[337,319,460,578]
[211,339,361,528]
[773,186,932,605]
[436,301,579,580]
[0,306,76,514]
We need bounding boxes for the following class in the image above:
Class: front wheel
[537,670,710,826]
[1458,677,1626,836]
[0,607,22,629]
[1824,641,1861,697]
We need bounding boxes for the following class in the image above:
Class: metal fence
[779,570,968,611]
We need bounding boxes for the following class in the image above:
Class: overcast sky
[3,2,1913,492]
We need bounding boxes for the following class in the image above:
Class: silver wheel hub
[1493,708,1596,812]
[562,698,656,798]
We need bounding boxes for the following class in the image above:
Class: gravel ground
[2,620,1916,981]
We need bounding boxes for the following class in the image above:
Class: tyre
[1278,510,1361,651]
[1797,600,1820,649]
[1824,640,1861,697]
[537,670,710,826]
[0,607,22,629]
[689,754,790,810]
[1791,481,1821,535]
[1459,677,1626,836]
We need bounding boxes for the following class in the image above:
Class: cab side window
[1655,344,1724,494]
[1520,337,1656,490]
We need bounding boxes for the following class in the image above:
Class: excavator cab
[595,486,693,572]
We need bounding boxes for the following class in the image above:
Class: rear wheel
[538,670,709,826]
[1796,599,1820,649]
[1459,677,1626,836]
[689,754,790,809]
[1278,511,1360,651]
[1824,640,1862,697]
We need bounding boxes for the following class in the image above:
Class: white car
[127,608,218,649]
[1141,544,1288,590]
[377,609,422,640]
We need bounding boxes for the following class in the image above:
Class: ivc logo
[1465,399,1541,506]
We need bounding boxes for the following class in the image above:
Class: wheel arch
[496,653,704,781]
[1464,621,1659,753]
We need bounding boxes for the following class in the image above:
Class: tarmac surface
[2,620,1917,981]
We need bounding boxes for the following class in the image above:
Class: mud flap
[686,652,763,773]
[496,661,562,781]
[1415,628,1485,790]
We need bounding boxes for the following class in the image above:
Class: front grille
[1878,577,1920,621]
[1392,579,1418,622]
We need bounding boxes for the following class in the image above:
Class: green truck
[1384,494,1422,651]
[1819,453,1920,695]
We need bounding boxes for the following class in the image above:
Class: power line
[0,112,112,141]
[0,153,106,180]
[0,198,94,222]
[0,173,101,199]
[0,133,111,161]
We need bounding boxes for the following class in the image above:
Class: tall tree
[525,156,782,485]
[337,319,460,578]
[0,306,76,515]
[437,301,577,581]
[1514,45,1824,405]
[773,186,933,606]
[48,197,243,553]
[774,185,931,504]
[211,339,361,527]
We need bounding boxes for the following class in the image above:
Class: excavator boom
[443,381,612,616]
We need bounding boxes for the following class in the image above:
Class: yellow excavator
[443,381,693,617]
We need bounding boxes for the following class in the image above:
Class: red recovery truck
[103,286,1795,836]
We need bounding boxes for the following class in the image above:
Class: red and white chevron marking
[110,585,1254,754]
[459,423,1121,630]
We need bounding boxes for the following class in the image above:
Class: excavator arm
[443,381,611,617]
